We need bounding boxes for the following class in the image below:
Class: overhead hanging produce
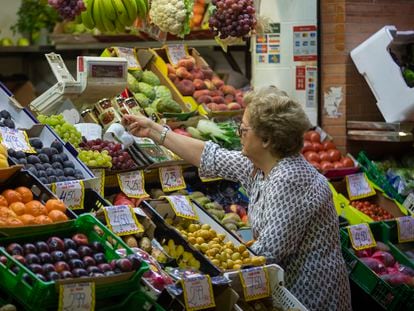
[48,0,86,20]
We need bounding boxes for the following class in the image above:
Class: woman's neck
[254,153,280,178]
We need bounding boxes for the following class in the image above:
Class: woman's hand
[122,115,155,138]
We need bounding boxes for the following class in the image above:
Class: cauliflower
[149,0,188,35]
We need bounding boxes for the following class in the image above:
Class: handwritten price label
[403,193,414,214]
[165,195,198,220]
[58,282,95,311]
[90,169,105,197]
[198,168,222,183]
[0,127,35,153]
[52,180,85,210]
[117,171,148,198]
[115,47,141,70]
[159,166,186,192]
[346,173,376,200]
[397,216,414,243]
[103,205,144,236]
[166,44,188,66]
[239,267,270,301]
[182,275,215,311]
[348,223,377,250]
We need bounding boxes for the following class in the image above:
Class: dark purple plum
[25,253,40,265]
[97,263,112,273]
[51,251,66,263]
[116,258,133,272]
[59,270,73,279]
[63,238,77,250]
[47,237,65,252]
[90,241,104,253]
[38,252,52,264]
[65,249,80,260]
[7,243,24,256]
[35,241,49,253]
[72,268,88,278]
[93,253,106,265]
[91,273,104,277]
[82,256,96,267]
[104,270,115,277]
[11,266,20,275]
[77,245,92,258]
[36,273,47,282]
[127,254,142,270]
[68,259,84,269]
[113,268,122,274]
[28,264,43,274]
[22,273,33,285]
[47,271,60,281]
[23,243,37,255]
[86,266,101,275]
[42,263,56,273]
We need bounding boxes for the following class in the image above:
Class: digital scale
[30,53,128,121]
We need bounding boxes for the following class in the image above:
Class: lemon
[201,224,211,230]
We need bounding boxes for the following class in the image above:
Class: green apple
[0,38,14,46]
[17,38,30,46]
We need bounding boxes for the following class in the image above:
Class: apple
[17,38,30,47]
[0,38,14,47]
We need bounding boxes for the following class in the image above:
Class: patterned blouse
[199,142,352,310]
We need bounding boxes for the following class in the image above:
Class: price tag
[58,282,95,311]
[347,223,377,250]
[159,166,186,192]
[165,195,198,220]
[103,205,144,236]
[403,193,414,214]
[198,168,222,183]
[90,169,105,197]
[239,266,271,301]
[0,127,35,153]
[166,44,189,66]
[397,216,414,243]
[346,173,376,200]
[117,171,148,198]
[115,47,141,70]
[52,180,85,210]
[181,275,215,311]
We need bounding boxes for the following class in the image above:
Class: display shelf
[347,121,414,142]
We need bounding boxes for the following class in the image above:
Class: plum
[90,241,104,253]
[93,253,106,265]
[43,163,52,170]
[86,266,101,275]
[63,161,75,169]
[48,176,58,184]
[51,154,62,163]
[72,268,88,278]
[28,263,43,274]
[47,237,65,252]
[72,234,89,246]
[11,266,20,275]
[23,243,37,255]
[40,148,52,157]
[25,253,40,265]
[42,263,56,273]
[36,273,47,282]
[127,254,142,270]
[18,158,28,165]
[60,153,69,162]
[65,249,80,260]
[14,151,26,159]
[55,169,64,177]
[35,163,45,171]
[77,246,92,258]
[57,176,67,182]
[51,140,63,153]
[38,252,52,264]
[12,255,25,265]
[69,259,84,269]
[7,243,24,256]
[38,154,49,164]
[35,241,49,253]
[47,271,60,281]
[82,256,96,267]
[55,261,70,273]
[116,258,133,272]
[46,168,55,177]
[97,263,112,273]
[52,162,63,170]
[22,273,33,285]
[51,251,66,262]
[49,147,59,156]
[60,270,73,279]
[64,238,77,250]
[27,155,41,164]
[39,177,48,184]
[29,138,43,149]
[104,270,115,277]
[64,168,75,177]
[7,149,15,158]
[0,255,7,265]
[38,171,47,179]
[92,273,105,277]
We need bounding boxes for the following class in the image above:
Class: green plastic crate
[340,222,413,310]
[100,289,165,311]
[0,214,148,311]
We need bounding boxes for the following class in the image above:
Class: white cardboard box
[351,25,414,123]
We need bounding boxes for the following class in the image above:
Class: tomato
[322,140,336,151]
[333,161,344,169]
[320,160,334,170]
[304,131,312,141]
[302,140,314,153]
[312,142,323,152]
[309,161,321,170]
[309,131,321,143]
[319,151,330,162]
[304,151,320,163]
[328,149,341,162]
[341,156,354,168]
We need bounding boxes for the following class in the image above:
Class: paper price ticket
[182,275,215,311]
[52,180,85,210]
[239,266,270,301]
[348,223,377,250]
[346,173,376,200]
[397,216,414,243]
[0,127,35,153]
[103,205,144,236]
[58,282,95,311]
[166,44,188,66]
[165,195,198,220]
[90,169,105,197]
[117,170,148,198]
[159,166,186,192]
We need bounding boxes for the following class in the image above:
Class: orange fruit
[48,210,68,223]
[0,195,8,207]
[15,187,33,203]
[33,215,53,225]
[6,217,24,227]
[45,199,66,213]
[0,207,16,219]
[9,202,26,216]
[2,190,22,205]
[25,200,47,217]
[18,214,36,225]
[0,218,7,227]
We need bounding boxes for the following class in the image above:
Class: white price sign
[348,223,377,250]
[159,166,186,192]
[115,47,141,70]
[117,171,148,198]
[165,195,198,220]
[403,193,414,214]
[182,275,215,311]
[90,169,105,196]
[103,205,144,236]
[346,173,376,200]
[0,127,35,153]
[52,180,85,210]
[397,216,414,243]
[166,44,188,66]
[239,266,270,301]
[58,282,95,311]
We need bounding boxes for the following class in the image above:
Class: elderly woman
[123,86,352,310]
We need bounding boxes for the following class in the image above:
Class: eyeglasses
[237,124,252,137]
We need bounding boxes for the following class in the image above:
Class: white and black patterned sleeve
[199,141,254,188]
[250,179,313,262]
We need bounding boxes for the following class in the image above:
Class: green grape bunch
[77,149,112,168]
[37,114,82,147]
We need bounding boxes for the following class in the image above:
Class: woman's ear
[262,138,270,148]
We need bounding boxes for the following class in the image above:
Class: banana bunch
[81,0,149,33]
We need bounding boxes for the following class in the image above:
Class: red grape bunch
[209,0,257,40]
[48,0,86,20]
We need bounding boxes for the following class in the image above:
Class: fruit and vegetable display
[0,187,69,227]
[1,233,142,282]
[302,130,355,171]
[352,242,414,287]
[167,55,245,112]
[37,114,82,147]
[350,200,394,221]
[0,110,16,129]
